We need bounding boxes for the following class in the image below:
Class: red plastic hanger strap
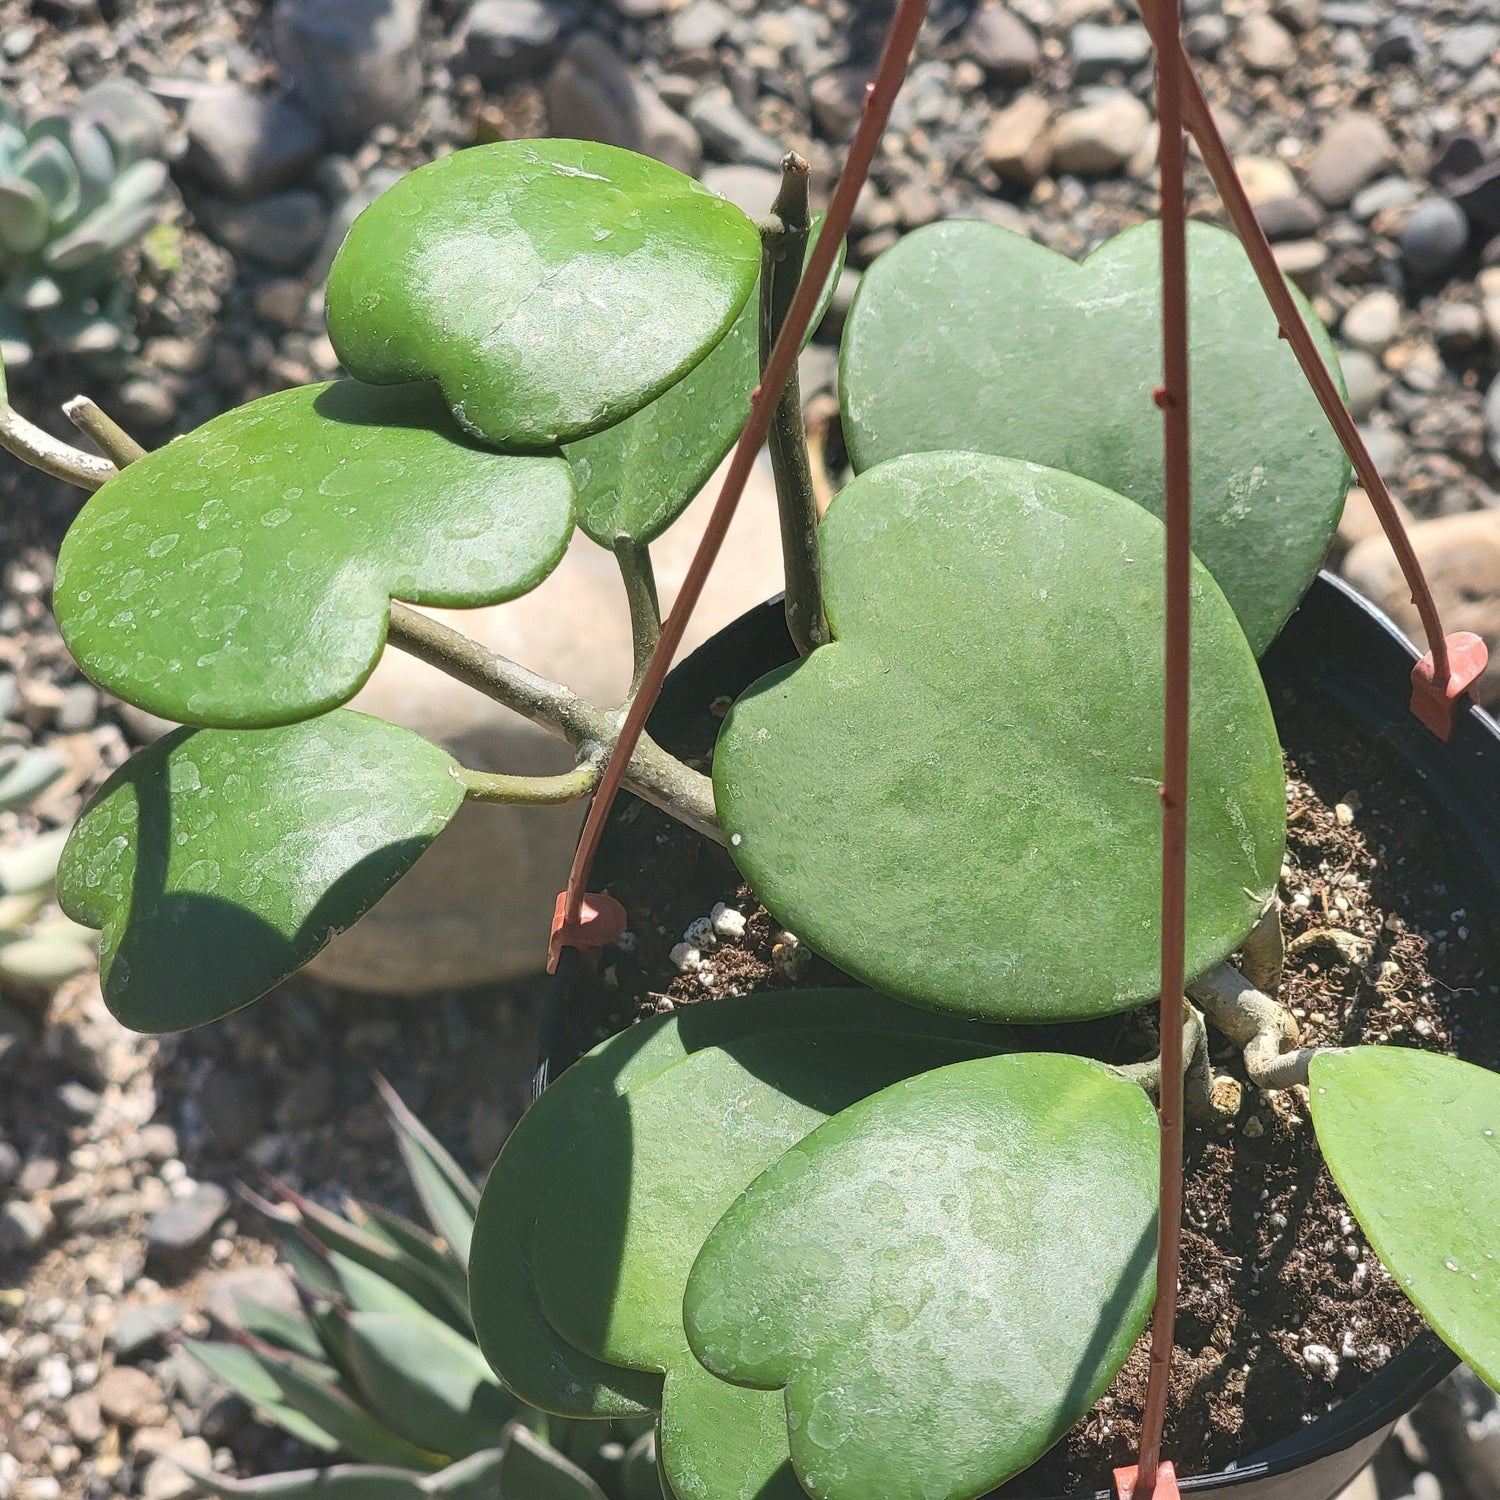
[1115,1461,1182,1500]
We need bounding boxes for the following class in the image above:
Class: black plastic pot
[550,571,1495,1500]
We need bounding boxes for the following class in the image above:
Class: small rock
[1237,13,1297,73]
[200,1264,301,1329]
[133,1123,179,1162]
[184,85,325,199]
[62,1392,103,1445]
[96,1365,169,1429]
[145,1182,229,1261]
[983,93,1052,187]
[141,1439,212,1500]
[275,1059,333,1130]
[1453,163,1500,238]
[1401,199,1470,279]
[198,192,328,271]
[0,1140,18,1187]
[1439,23,1500,75]
[1431,301,1484,357]
[808,68,865,140]
[1372,17,1423,69]
[1271,237,1328,294]
[1431,134,1487,192]
[546,34,702,176]
[1307,114,1396,208]
[115,376,178,429]
[272,0,423,142]
[699,163,781,216]
[1344,510,1500,707]
[201,1067,268,1154]
[55,1079,100,1120]
[1272,0,1318,32]
[1069,22,1152,82]
[1235,154,1298,206]
[252,278,309,331]
[456,0,577,82]
[1049,91,1151,177]
[53,681,98,732]
[1341,289,1402,354]
[670,0,731,51]
[111,1300,185,1358]
[1255,194,1326,241]
[965,4,1040,83]
[1338,349,1384,421]
[0,1198,50,1251]
[611,0,666,15]
[686,86,785,169]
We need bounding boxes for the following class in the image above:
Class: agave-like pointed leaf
[374,1074,479,1270]
[839,220,1348,656]
[57,712,467,1032]
[0,175,50,255]
[714,452,1286,1023]
[500,1425,609,1500]
[179,1463,430,1499]
[17,136,80,221]
[1309,1047,1500,1388]
[424,1448,510,1498]
[184,1340,340,1453]
[622,1431,664,1500]
[55,380,575,729]
[331,1251,448,1324]
[0,745,65,810]
[0,827,68,895]
[237,1297,327,1363]
[567,217,846,547]
[357,1204,471,1328]
[269,1180,469,1335]
[343,1310,515,1461]
[233,1339,445,1470]
[240,1187,348,1303]
[327,140,761,450]
[0,933,95,986]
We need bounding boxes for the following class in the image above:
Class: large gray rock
[546,33,702,175]
[273,0,424,142]
[184,86,325,199]
[198,192,329,270]
[306,460,786,993]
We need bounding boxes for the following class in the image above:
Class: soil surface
[574,632,1500,1496]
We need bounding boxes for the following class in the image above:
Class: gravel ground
[2,0,1500,1495]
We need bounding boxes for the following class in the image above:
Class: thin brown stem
[458,761,601,806]
[63,396,146,468]
[760,152,828,658]
[0,399,116,490]
[385,602,720,842]
[1188,962,1323,1090]
[615,539,661,699]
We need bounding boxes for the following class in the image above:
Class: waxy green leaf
[532,1030,992,1500]
[714,452,1286,1023]
[839,220,1349,655]
[568,220,846,547]
[684,1054,1159,1500]
[1310,1048,1500,1389]
[468,989,1007,1420]
[500,1426,609,1500]
[58,711,465,1033]
[54,380,574,729]
[327,140,761,450]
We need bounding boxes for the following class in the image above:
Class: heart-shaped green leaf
[468,990,1007,1420]
[713,451,1286,1024]
[684,1053,1159,1500]
[54,380,575,729]
[839,220,1348,655]
[1309,1047,1500,1389]
[568,219,846,547]
[532,1030,994,1500]
[327,141,762,450]
[57,711,465,1033]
